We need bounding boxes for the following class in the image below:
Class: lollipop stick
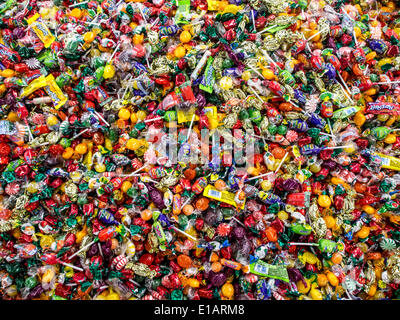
[249,133,265,140]
[246,171,273,182]
[353,29,358,47]
[375,80,400,85]
[144,116,163,123]
[141,177,159,184]
[336,76,355,103]
[120,75,133,100]
[171,226,197,241]
[68,240,96,259]
[71,128,90,140]
[261,50,279,70]
[180,196,192,210]
[107,42,121,64]
[306,29,322,41]
[231,216,246,227]
[274,151,288,173]
[98,243,103,257]
[35,142,50,147]
[186,113,196,143]
[302,33,312,53]
[342,7,354,21]
[151,17,159,27]
[129,279,141,287]
[289,100,308,114]
[60,262,84,272]
[190,20,204,26]
[247,65,264,79]
[319,132,335,137]
[138,5,148,24]
[114,0,124,8]
[327,118,336,142]
[324,145,351,150]
[251,10,256,32]
[288,242,318,246]
[121,164,148,177]
[84,21,100,26]
[249,86,264,103]
[257,25,278,35]
[25,122,34,141]
[93,111,110,127]
[70,1,89,7]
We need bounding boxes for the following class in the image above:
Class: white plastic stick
[353,30,358,47]
[25,123,34,141]
[71,128,90,140]
[288,242,318,246]
[180,196,192,210]
[138,5,148,24]
[84,21,100,26]
[93,111,110,127]
[107,42,121,64]
[336,76,355,103]
[251,10,256,32]
[120,75,133,100]
[375,80,400,85]
[98,243,103,257]
[257,25,278,35]
[129,279,141,287]
[186,113,196,142]
[247,65,264,79]
[231,216,245,227]
[249,86,264,103]
[307,29,322,41]
[61,262,84,272]
[324,145,351,150]
[319,132,334,137]
[69,1,89,7]
[342,8,354,21]
[151,17,159,27]
[246,171,273,182]
[144,116,163,123]
[171,226,197,241]
[68,240,96,259]
[249,133,265,140]
[35,142,50,147]
[274,151,288,173]
[121,164,148,177]
[261,50,279,70]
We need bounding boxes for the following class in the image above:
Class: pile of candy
[0,0,400,301]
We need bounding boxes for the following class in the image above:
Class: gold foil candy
[131,262,157,278]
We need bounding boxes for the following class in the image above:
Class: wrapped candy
[0,0,400,302]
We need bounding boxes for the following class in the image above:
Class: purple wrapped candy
[101,241,112,257]
[211,272,226,287]
[196,93,206,108]
[327,37,337,51]
[233,226,246,239]
[98,209,117,225]
[238,238,252,256]
[287,268,306,286]
[282,178,301,192]
[322,159,337,170]
[5,92,16,105]
[87,243,99,258]
[324,63,337,80]
[146,184,165,210]
[204,209,218,226]
[12,27,26,39]
[28,285,44,299]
